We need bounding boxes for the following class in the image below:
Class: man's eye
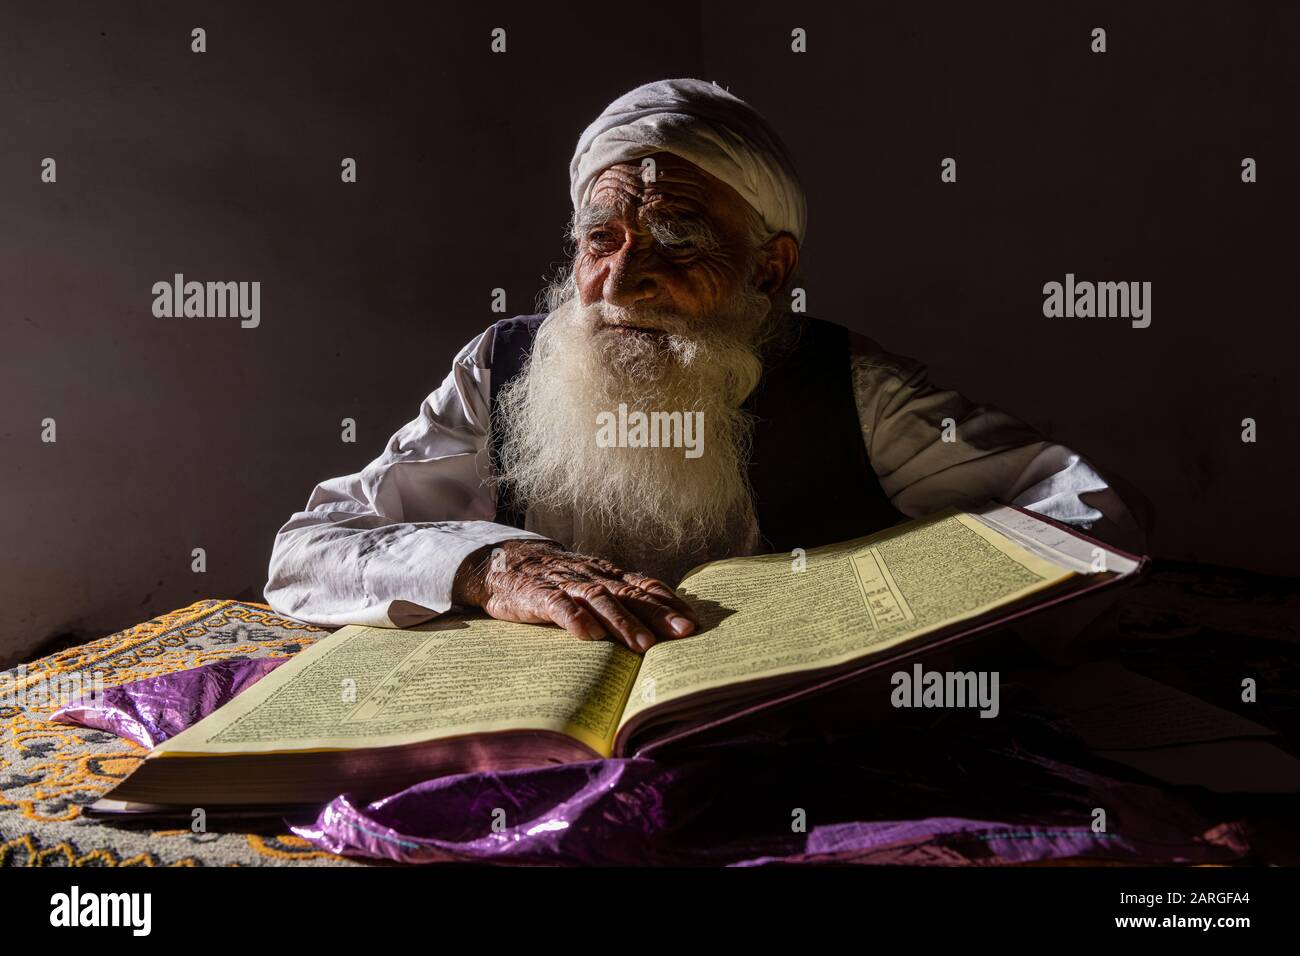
[659,239,698,256]
[587,230,618,247]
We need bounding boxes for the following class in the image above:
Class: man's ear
[754,232,800,300]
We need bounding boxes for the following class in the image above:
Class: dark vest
[487,314,902,553]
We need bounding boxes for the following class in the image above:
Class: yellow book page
[152,616,641,760]
[618,510,1074,729]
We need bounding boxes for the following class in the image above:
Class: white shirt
[264,320,1144,628]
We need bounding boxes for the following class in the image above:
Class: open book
[98,504,1145,809]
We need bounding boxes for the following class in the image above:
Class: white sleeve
[852,336,1146,554]
[264,326,552,628]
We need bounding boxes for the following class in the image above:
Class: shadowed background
[2,0,1296,665]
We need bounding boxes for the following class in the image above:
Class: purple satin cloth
[51,657,1255,866]
[291,759,1251,866]
[51,657,287,749]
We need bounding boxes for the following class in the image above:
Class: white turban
[569,78,807,245]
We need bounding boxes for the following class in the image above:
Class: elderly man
[265,78,1143,655]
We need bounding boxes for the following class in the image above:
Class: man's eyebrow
[572,205,621,236]
[572,204,721,251]
[641,211,721,250]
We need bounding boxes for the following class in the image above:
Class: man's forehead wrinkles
[588,176,642,211]
[587,188,713,226]
[591,163,714,203]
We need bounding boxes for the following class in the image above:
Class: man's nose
[603,248,661,308]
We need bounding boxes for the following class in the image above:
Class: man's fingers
[573,558,693,617]
[565,583,656,653]
[620,572,698,620]
[538,588,606,642]
[598,582,694,639]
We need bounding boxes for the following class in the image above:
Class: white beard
[494,279,774,583]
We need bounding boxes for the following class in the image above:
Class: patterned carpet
[0,600,361,867]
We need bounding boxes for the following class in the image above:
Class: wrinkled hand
[452,540,698,653]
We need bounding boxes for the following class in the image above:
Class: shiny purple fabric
[52,657,1255,866]
[51,657,286,749]
[292,758,1251,866]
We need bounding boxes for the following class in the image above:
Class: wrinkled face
[572,152,795,341]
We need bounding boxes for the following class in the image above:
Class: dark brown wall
[2,1,1296,664]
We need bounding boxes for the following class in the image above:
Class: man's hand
[452,540,698,653]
